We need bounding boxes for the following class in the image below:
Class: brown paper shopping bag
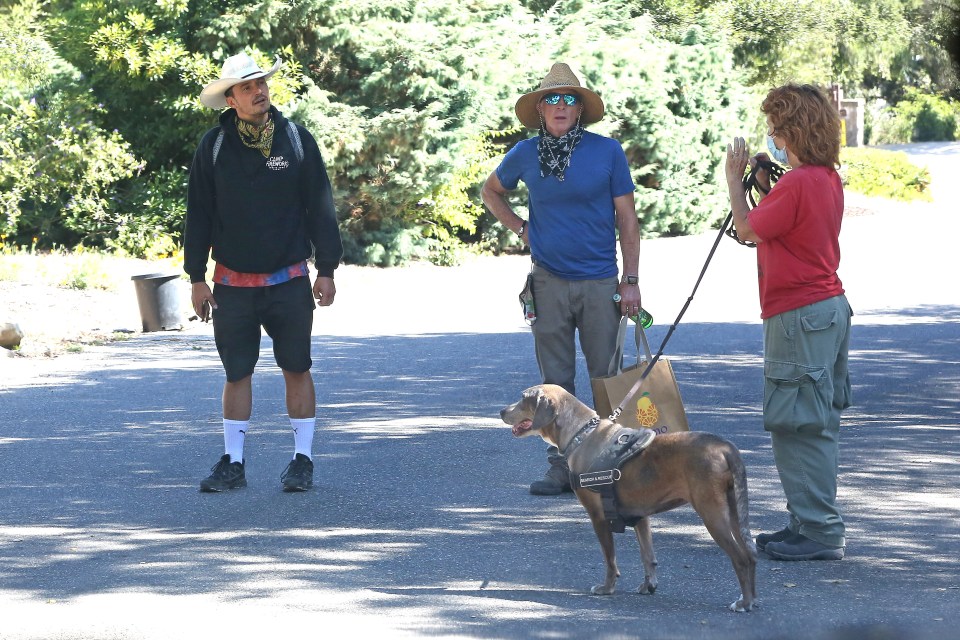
[591,317,689,435]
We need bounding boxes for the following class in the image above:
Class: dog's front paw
[728,595,754,612]
[636,579,657,595]
[590,584,615,596]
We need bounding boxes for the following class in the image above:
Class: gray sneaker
[529,459,572,495]
[200,454,246,492]
[280,453,314,492]
[765,533,844,561]
[756,526,792,552]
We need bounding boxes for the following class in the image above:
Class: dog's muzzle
[511,419,533,436]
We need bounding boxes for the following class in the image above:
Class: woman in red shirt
[725,84,852,562]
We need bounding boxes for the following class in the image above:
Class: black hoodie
[183,106,343,282]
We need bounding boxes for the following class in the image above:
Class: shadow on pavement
[0,306,958,639]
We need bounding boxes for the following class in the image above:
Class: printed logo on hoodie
[266,156,290,171]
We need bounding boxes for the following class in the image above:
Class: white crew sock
[223,419,248,464]
[290,417,315,459]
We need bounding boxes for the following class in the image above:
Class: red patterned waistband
[212,261,309,287]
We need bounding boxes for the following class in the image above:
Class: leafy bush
[0,3,143,248]
[107,168,187,259]
[867,89,959,144]
[840,147,932,201]
[899,91,959,141]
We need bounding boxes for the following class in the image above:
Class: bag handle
[608,317,627,374]
[636,320,654,363]
[608,316,655,375]
[607,317,657,422]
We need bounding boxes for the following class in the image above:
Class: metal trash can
[131,273,183,332]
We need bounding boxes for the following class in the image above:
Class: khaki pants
[763,294,853,547]
[530,263,621,399]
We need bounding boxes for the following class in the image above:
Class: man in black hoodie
[184,53,343,493]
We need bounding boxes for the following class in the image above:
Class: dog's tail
[724,447,753,548]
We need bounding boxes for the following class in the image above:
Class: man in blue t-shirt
[481,63,643,495]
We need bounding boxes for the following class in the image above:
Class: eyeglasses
[543,93,580,106]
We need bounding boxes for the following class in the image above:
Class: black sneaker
[200,454,246,492]
[280,453,314,492]
[765,533,844,561]
[756,526,792,553]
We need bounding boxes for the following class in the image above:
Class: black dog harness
[561,418,656,533]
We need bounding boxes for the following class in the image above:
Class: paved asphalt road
[1,143,958,639]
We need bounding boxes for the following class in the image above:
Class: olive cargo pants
[763,294,852,548]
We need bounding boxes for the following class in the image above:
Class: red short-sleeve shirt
[747,165,845,319]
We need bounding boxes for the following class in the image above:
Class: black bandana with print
[538,123,584,181]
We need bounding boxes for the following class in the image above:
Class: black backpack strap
[212,129,225,166]
[286,122,304,162]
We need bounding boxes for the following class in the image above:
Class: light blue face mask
[767,135,789,166]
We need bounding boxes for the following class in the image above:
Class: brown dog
[501,384,757,612]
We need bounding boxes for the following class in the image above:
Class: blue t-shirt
[496,130,635,280]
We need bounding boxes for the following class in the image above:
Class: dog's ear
[530,390,557,431]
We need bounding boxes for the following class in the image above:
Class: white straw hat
[200,53,282,110]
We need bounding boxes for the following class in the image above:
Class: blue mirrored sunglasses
[543,92,580,106]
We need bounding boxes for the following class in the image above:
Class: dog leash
[608,159,784,423]
[725,159,785,247]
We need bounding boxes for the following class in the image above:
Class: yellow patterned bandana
[236,117,275,158]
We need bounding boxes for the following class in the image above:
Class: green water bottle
[632,308,654,329]
[612,294,653,328]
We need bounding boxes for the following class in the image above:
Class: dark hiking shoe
[756,527,793,553]
[280,453,314,492]
[530,459,572,495]
[765,533,844,561]
[200,454,246,492]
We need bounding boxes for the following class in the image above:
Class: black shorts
[212,277,315,381]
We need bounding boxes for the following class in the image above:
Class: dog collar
[560,417,600,456]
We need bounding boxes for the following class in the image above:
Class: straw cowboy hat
[514,62,605,129]
[200,53,282,110]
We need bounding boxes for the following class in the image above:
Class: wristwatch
[622,275,638,285]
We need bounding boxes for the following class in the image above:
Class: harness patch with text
[571,426,655,492]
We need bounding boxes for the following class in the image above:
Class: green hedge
[867,89,960,145]
[840,147,932,201]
